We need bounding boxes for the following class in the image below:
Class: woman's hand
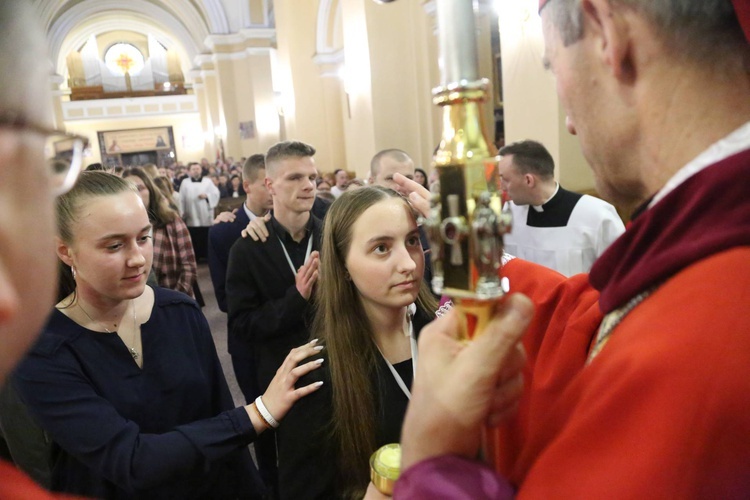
[247,339,325,432]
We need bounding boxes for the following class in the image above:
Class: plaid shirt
[152,216,197,298]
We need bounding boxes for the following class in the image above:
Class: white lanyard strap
[276,233,313,276]
[378,305,418,400]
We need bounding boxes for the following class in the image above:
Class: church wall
[63,112,206,167]
[497,0,596,193]
[338,0,376,175]
[366,0,431,170]
[273,0,344,174]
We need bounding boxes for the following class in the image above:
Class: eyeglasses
[0,113,89,196]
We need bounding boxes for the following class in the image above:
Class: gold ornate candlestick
[372,0,513,472]
[425,1,511,340]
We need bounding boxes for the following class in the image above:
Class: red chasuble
[488,149,750,497]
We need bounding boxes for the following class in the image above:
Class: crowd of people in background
[85,152,439,223]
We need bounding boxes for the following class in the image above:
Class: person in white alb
[179,161,220,261]
[179,162,220,227]
[499,140,625,276]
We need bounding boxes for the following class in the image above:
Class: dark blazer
[226,215,323,390]
[207,207,251,315]
[211,200,330,316]
[311,196,332,221]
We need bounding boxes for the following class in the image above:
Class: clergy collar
[531,183,560,212]
[190,176,203,183]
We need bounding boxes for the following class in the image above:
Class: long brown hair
[152,175,180,213]
[312,186,437,496]
[122,167,177,228]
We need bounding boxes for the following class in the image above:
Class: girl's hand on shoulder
[262,339,325,421]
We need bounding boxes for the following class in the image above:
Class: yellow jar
[369,443,401,495]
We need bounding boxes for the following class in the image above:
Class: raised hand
[393,172,430,218]
[295,251,320,300]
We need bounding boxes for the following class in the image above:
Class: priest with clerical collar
[498,139,625,276]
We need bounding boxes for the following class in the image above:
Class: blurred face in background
[371,157,415,196]
[498,155,533,205]
[335,169,349,188]
[189,163,202,180]
[414,169,427,187]
[244,168,273,215]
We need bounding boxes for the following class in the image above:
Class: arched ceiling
[32,0,276,83]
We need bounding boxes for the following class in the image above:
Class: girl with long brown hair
[123,167,198,298]
[276,186,438,499]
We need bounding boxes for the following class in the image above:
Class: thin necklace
[78,300,140,361]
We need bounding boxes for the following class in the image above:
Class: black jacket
[226,215,323,390]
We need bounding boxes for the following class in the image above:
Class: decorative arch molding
[47,0,208,74]
[315,0,343,57]
[35,0,72,33]
[199,0,230,34]
[157,0,218,37]
[53,15,198,83]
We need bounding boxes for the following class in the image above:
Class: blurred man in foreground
[0,1,86,496]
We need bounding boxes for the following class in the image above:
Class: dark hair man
[179,161,220,261]
[226,141,322,495]
[499,139,624,276]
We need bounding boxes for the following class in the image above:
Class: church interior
[37,0,597,192]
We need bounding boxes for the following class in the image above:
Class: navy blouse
[14,287,263,499]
